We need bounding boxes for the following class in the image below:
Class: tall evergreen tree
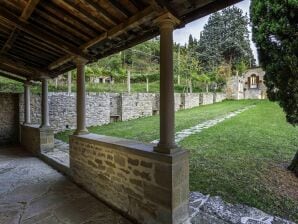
[251,0,298,176]
[197,6,254,72]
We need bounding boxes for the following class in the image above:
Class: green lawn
[181,101,298,222]
[56,100,298,222]
[56,100,257,143]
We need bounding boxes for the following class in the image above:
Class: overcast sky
[173,0,259,64]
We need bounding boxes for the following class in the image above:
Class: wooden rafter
[108,0,132,18]
[0,55,50,79]
[48,5,157,70]
[0,5,91,60]
[1,0,40,54]
[0,70,26,83]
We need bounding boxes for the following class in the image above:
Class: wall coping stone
[70,133,189,164]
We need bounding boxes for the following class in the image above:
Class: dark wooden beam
[108,0,132,18]
[0,70,26,83]
[48,5,156,70]
[83,0,119,25]
[181,0,243,25]
[1,0,40,54]
[0,55,50,79]
[0,5,91,60]
[153,0,180,19]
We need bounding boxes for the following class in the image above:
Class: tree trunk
[289,150,298,176]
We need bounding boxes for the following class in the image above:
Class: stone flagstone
[152,105,256,144]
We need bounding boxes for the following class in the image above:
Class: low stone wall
[121,93,154,121]
[70,134,189,224]
[213,92,227,103]
[200,93,214,105]
[19,92,226,133]
[0,93,19,145]
[182,93,201,109]
[20,125,54,155]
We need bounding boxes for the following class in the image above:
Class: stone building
[226,68,267,100]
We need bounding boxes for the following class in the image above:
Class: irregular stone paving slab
[152,105,256,144]
[43,139,70,167]
[186,192,295,224]
[0,146,132,224]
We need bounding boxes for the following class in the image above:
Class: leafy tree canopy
[197,6,255,72]
[251,0,298,174]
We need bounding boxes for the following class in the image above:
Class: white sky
[173,0,259,64]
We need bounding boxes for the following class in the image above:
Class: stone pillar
[74,57,89,135]
[154,14,180,154]
[23,81,31,125]
[40,78,50,129]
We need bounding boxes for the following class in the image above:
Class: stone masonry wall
[70,134,189,224]
[182,93,201,109]
[0,93,19,145]
[20,93,110,133]
[200,93,214,105]
[121,93,154,121]
[213,92,227,103]
[19,92,226,133]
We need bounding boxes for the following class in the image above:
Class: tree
[197,6,255,71]
[251,0,298,175]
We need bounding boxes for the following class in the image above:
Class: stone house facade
[226,68,267,100]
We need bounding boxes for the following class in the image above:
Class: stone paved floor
[152,105,256,144]
[0,145,133,224]
[43,139,70,167]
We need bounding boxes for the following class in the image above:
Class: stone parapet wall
[20,125,54,155]
[121,93,154,121]
[19,92,226,133]
[70,134,189,224]
[200,93,214,105]
[182,93,201,109]
[213,92,227,103]
[0,93,19,145]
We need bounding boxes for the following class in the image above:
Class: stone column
[23,81,31,125]
[40,78,50,129]
[74,57,89,135]
[154,14,179,154]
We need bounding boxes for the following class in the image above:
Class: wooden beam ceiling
[1,0,40,54]
[0,5,91,60]
[0,70,26,83]
[48,5,158,70]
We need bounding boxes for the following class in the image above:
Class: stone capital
[74,57,88,66]
[24,80,32,87]
[154,12,180,29]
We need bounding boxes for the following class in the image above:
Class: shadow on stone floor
[0,146,133,224]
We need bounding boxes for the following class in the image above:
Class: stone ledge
[70,133,189,164]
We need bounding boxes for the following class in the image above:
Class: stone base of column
[39,125,51,130]
[154,143,180,154]
[20,124,54,155]
[74,129,89,135]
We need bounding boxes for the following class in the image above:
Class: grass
[56,100,298,222]
[56,100,257,143]
[180,101,298,222]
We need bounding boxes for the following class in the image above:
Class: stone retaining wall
[200,93,214,105]
[19,92,226,133]
[70,134,189,224]
[0,93,19,145]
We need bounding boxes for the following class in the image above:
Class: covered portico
[0,1,242,223]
